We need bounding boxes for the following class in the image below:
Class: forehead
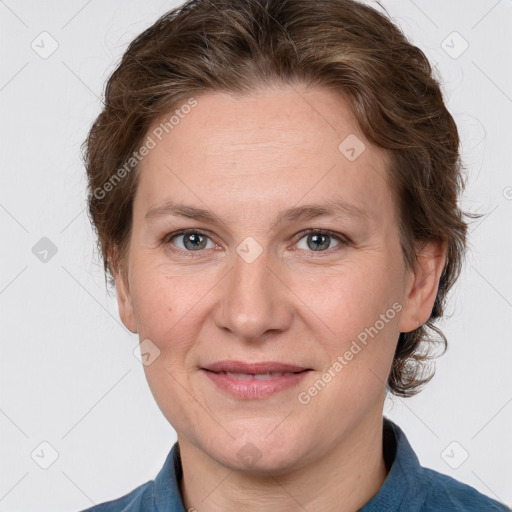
[135,84,394,227]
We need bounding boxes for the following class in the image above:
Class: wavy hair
[82,0,477,396]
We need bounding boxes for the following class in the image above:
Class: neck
[178,412,388,512]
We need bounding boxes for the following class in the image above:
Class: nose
[213,246,293,342]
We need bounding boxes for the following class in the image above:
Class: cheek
[304,258,403,389]
[129,265,200,350]
[298,258,402,336]
[130,269,207,419]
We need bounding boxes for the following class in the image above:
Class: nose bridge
[214,244,292,340]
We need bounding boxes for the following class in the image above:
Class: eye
[162,228,350,256]
[294,229,348,252]
[165,229,216,252]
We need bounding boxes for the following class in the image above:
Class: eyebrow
[144,198,369,229]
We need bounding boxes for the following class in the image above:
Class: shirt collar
[360,417,428,511]
[153,441,186,512]
[152,417,423,512]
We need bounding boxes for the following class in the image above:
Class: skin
[114,83,446,512]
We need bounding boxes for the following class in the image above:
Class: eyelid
[293,228,351,246]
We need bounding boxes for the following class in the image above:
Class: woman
[79,0,509,510]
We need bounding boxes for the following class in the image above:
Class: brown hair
[82,0,476,396]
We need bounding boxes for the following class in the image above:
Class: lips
[221,372,297,379]
[202,360,310,375]
[200,360,312,399]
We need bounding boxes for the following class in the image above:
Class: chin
[202,424,314,474]
[220,445,303,475]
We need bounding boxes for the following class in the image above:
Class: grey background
[0,0,511,509]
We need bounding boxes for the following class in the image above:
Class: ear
[111,248,138,334]
[398,239,447,333]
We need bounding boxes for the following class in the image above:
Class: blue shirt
[79,418,509,511]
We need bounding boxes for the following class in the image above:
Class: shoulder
[74,443,182,512]
[77,480,155,512]
[381,419,509,512]
[421,467,510,512]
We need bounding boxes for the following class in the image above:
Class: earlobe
[398,239,447,333]
[111,252,138,334]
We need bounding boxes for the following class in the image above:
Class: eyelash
[162,228,350,257]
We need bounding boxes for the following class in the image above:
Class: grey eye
[296,232,341,252]
[172,232,214,251]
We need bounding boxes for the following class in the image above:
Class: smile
[201,368,311,399]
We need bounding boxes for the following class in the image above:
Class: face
[115,83,442,473]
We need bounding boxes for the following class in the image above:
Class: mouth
[206,371,303,380]
[200,361,312,399]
